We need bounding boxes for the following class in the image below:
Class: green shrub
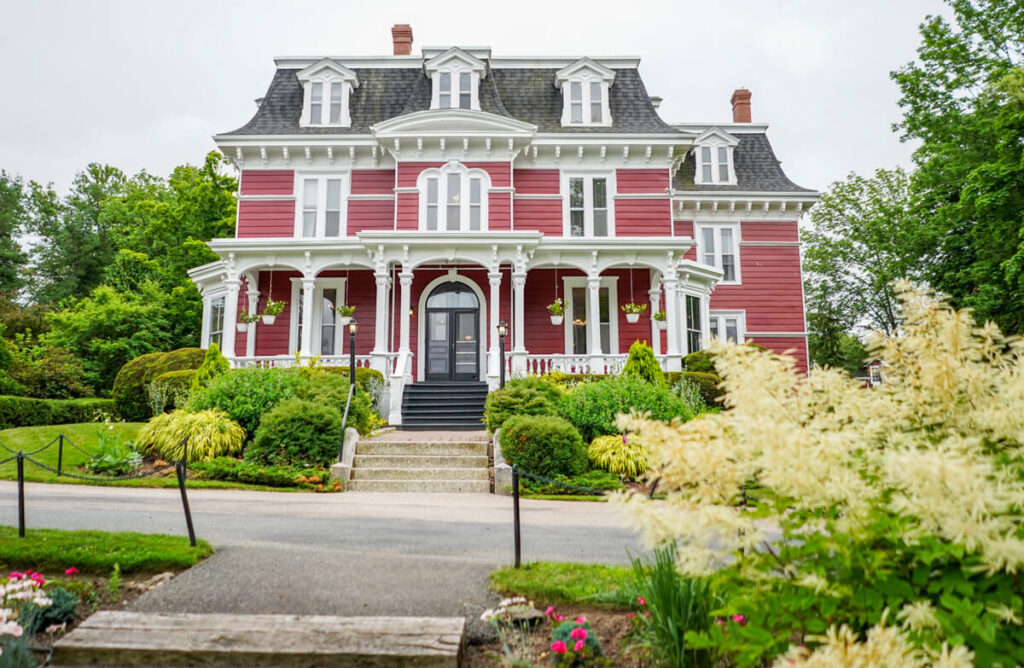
[191,456,336,490]
[7,335,92,399]
[0,396,115,429]
[320,366,385,393]
[191,343,229,393]
[87,431,142,476]
[189,367,304,437]
[500,414,586,477]
[484,384,558,435]
[551,618,602,663]
[246,398,342,469]
[149,369,196,413]
[588,434,648,478]
[520,469,624,496]
[558,375,695,442]
[135,408,245,463]
[294,372,372,436]
[24,586,78,635]
[112,348,204,421]
[683,350,715,373]
[622,340,665,386]
[507,375,564,403]
[681,372,723,405]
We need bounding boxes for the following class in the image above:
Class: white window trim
[562,276,619,355]
[203,290,227,349]
[691,128,739,186]
[294,173,350,239]
[416,161,491,232]
[288,277,348,355]
[554,59,615,128]
[709,310,746,344]
[297,60,358,128]
[681,291,708,354]
[695,221,742,285]
[561,171,616,238]
[431,66,480,111]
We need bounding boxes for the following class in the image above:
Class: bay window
[697,223,739,283]
[564,174,613,237]
[418,162,489,232]
[685,294,702,353]
[207,295,225,349]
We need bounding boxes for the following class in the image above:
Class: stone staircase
[346,436,490,493]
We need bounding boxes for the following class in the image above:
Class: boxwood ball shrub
[246,398,343,469]
[135,408,245,464]
[112,347,205,421]
[558,375,695,442]
[499,414,586,477]
[622,340,665,386]
[484,384,559,435]
[189,367,304,437]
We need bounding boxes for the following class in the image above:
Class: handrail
[337,381,356,462]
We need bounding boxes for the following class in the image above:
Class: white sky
[0,0,945,194]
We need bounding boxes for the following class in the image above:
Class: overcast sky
[1,0,946,194]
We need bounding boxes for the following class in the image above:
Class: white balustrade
[233,354,377,370]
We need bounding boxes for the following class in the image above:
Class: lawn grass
[521,494,608,502]
[490,561,636,610]
[0,526,212,575]
[0,423,302,491]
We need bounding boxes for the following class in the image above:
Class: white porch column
[398,270,413,356]
[648,273,662,356]
[299,275,316,358]
[662,275,682,371]
[370,271,391,374]
[221,277,241,362]
[586,274,604,374]
[244,276,260,359]
[487,271,502,386]
[511,270,527,376]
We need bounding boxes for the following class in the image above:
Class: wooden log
[53,611,465,667]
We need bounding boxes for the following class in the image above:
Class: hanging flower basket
[236,322,249,332]
[261,315,277,326]
[621,302,647,324]
[550,314,564,326]
[261,298,286,326]
[547,298,565,326]
[653,309,667,330]
[337,304,356,327]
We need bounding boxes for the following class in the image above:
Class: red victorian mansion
[190,25,818,426]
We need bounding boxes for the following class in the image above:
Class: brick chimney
[731,88,752,123]
[391,24,413,56]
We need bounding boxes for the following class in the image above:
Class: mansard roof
[673,133,814,193]
[225,66,676,135]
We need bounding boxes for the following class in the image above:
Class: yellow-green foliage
[136,408,244,463]
[616,283,1024,665]
[587,434,648,478]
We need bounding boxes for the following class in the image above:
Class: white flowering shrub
[616,284,1024,667]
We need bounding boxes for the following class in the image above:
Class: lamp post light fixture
[347,319,358,389]
[497,320,509,389]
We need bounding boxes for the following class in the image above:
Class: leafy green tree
[892,0,1024,333]
[0,171,28,294]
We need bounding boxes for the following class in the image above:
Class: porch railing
[234,355,374,369]
[513,353,676,377]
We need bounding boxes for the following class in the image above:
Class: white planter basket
[262,314,277,326]
[625,312,640,324]
[549,315,564,326]
[339,316,352,326]
[236,322,249,333]
[655,319,667,330]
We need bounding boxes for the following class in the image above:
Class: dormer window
[425,48,485,111]
[297,59,359,128]
[692,128,739,186]
[555,58,615,127]
[417,162,490,232]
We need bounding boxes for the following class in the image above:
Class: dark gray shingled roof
[224,67,676,135]
[672,134,814,192]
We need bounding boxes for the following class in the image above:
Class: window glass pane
[326,179,341,208]
[570,211,584,237]
[570,81,582,102]
[470,206,481,230]
[571,287,587,354]
[303,212,316,237]
[686,295,702,353]
[325,179,341,236]
[725,319,738,343]
[440,72,451,92]
[593,210,607,236]
[702,163,713,182]
[590,81,602,122]
[459,73,471,109]
[701,228,715,266]
[460,93,471,109]
[427,205,438,230]
[710,318,719,339]
[470,178,482,230]
[470,178,481,204]
[310,82,322,124]
[322,289,336,324]
[571,102,582,123]
[718,146,729,180]
[570,82,582,123]
[325,212,340,237]
[427,177,438,203]
[720,228,734,253]
[440,93,451,108]
[303,179,318,237]
[304,178,318,204]
[592,178,606,208]
[447,173,461,230]
[701,146,711,163]
[721,228,735,280]
[569,178,584,208]
[210,296,225,348]
[718,146,728,163]
[311,82,323,101]
[329,83,342,123]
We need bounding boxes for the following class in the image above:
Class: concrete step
[350,467,490,481]
[353,454,488,469]
[346,479,491,493]
[358,441,488,456]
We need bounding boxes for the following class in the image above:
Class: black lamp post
[347,319,358,389]
[497,320,508,389]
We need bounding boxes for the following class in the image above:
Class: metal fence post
[176,437,196,547]
[17,452,25,538]
[57,434,64,476]
[512,465,521,569]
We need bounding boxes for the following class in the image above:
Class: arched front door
[424,282,480,382]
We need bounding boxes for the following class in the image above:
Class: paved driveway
[1,483,644,621]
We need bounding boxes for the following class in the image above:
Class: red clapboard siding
[234,286,249,357]
[513,169,559,194]
[523,269,579,355]
[396,192,418,230]
[396,162,442,188]
[742,220,799,242]
[254,271,298,356]
[237,200,294,238]
[616,199,671,236]
[616,169,670,193]
[319,270,377,355]
[710,246,806,331]
[239,170,293,196]
[610,268,654,351]
[490,192,511,230]
[465,162,511,187]
[348,200,395,232]
[748,336,808,374]
[675,221,698,260]
[351,170,395,194]
[514,199,562,235]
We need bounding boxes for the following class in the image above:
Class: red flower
[574,639,585,652]
[64,567,79,576]
[637,596,646,606]
[569,626,588,641]
[551,640,567,654]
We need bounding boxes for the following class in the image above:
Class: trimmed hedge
[246,398,342,469]
[500,414,587,477]
[191,456,336,490]
[558,375,695,442]
[0,396,115,430]
[112,348,205,421]
[484,384,558,435]
[321,366,386,392]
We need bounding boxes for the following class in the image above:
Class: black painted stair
[401,382,488,430]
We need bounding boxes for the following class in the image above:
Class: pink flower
[574,616,587,623]
[569,626,588,640]
[64,567,79,576]
[626,612,634,619]
[545,605,555,617]
[551,641,567,654]
[574,639,585,652]
[8,572,23,580]
[555,614,564,621]
[637,596,646,606]
[732,614,746,625]
[622,434,628,444]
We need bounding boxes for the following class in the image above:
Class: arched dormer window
[417,161,490,232]
[555,58,615,127]
[297,59,359,128]
[424,48,485,111]
[692,127,739,186]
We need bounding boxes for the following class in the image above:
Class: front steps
[347,437,490,493]
[401,382,487,430]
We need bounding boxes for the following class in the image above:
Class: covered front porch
[189,232,721,423]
